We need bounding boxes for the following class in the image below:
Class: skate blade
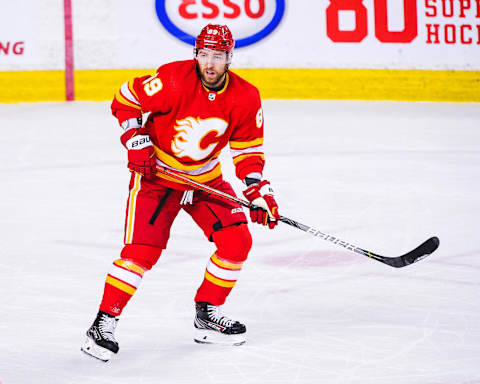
[81,336,113,362]
[194,328,246,346]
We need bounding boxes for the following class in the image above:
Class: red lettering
[425,0,437,16]
[202,0,219,18]
[426,23,440,43]
[460,24,473,43]
[326,0,368,42]
[0,42,9,54]
[179,0,197,19]
[476,0,480,16]
[374,0,417,42]
[459,0,471,17]
[0,41,25,55]
[12,41,24,55]
[244,0,265,19]
[425,24,480,44]
[224,0,241,18]
[444,24,456,43]
[442,0,454,17]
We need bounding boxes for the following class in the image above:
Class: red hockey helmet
[195,24,235,63]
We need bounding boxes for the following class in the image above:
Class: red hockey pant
[99,173,252,315]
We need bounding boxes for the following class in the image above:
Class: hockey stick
[156,166,440,268]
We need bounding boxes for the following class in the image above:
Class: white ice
[0,100,479,384]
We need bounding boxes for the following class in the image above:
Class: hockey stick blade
[356,236,440,268]
[156,166,440,268]
[279,216,439,268]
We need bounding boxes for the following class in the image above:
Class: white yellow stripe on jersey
[127,80,140,103]
[154,145,221,171]
[120,81,141,107]
[229,139,265,165]
[154,146,223,184]
[115,90,141,111]
[232,153,265,166]
[156,161,222,185]
[125,173,142,244]
[114,80,141,111]
[230,138,263,149]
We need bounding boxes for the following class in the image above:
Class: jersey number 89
[144,77,163,96]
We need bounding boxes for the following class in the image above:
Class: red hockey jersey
[111,60,265,189]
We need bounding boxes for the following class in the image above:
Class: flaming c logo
[171,117,228,161]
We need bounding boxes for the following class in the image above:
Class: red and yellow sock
[195,253,244,305]
[99,259,146,316]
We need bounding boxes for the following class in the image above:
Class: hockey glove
[120,128,156,178]
[243,180,280,229]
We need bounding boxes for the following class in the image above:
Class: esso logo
[155,0,285,48]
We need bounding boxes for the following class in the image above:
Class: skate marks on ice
[0,101,479,383]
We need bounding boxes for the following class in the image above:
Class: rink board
[1,68,479,103]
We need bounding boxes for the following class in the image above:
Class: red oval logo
[155,0,285,48]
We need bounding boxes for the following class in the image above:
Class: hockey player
[81,24,280,362]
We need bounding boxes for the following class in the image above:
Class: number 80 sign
[327,0,418,42]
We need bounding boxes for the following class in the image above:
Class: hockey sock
[99,259,146,316]
[194,252,244,305]
[195,225,251,305]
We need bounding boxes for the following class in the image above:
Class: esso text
[178,0,266,20]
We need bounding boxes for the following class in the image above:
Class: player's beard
[196,62,229,90]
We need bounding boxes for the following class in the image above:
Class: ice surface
[0,100,479,384]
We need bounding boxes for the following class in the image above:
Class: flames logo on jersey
[171,117,228,161]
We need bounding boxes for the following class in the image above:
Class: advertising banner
[0,0,64,71]
[1,1,478,71]
[72,0,479,70]
[0,0,478,102]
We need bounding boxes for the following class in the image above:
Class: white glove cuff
[258,183,275,196]
[121,117,142,131]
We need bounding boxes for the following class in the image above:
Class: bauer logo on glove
[120,127,157,177]
[127,135,151,150]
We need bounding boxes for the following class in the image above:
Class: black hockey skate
[81,311,119,362]
[194,302,246,346]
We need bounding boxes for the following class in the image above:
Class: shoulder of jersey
[156,60,195,77]
[150,60,196,93]
[228,70,260,99]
